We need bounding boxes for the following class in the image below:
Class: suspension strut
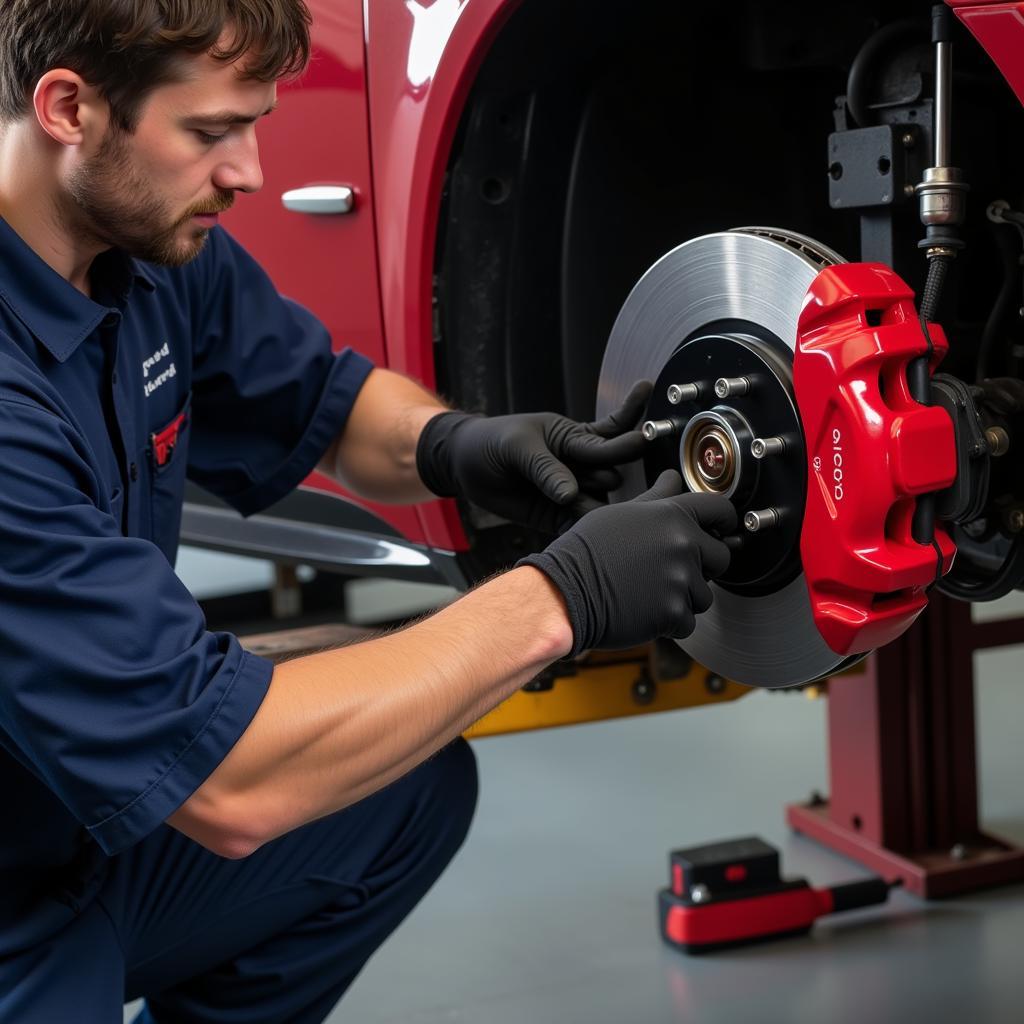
[911,3,969,552]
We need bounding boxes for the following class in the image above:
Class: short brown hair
[0,0,312,132]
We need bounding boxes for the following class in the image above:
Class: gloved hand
[415,381,653,534]
[517,470,736,656]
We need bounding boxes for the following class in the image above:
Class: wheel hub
[643,323,807,594]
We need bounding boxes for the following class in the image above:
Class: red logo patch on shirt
[151,411,186,468]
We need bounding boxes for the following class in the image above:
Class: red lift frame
[787,593,1024,898]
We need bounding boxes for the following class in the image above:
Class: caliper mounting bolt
[667,382,701,404]
[751,436,786,459]
[714,376,751,399]
[744,508,781,533]
[641,419,677,441]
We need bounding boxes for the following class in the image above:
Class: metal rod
[935,39,952,167]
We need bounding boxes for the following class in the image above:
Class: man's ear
[32,69,109,147]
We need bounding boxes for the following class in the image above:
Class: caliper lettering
[832,427,844,501]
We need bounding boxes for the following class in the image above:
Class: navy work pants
[2,739,478,1023]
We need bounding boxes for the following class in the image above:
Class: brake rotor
[597,227,862,688]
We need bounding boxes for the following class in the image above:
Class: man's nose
[213,134,264,194]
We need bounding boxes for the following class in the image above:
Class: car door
[209,0,427,545]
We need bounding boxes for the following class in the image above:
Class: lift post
[787,592,1024,898]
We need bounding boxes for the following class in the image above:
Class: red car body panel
[219,0,1023,564]
[218,0,424,544]
[365,0,518,550]
[950,1,1024,107]
[221,0,520,554]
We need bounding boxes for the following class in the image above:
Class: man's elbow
[166,789,273,860]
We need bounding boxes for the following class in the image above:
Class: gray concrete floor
[126,574,1024,1024]
[330,651,1023,1024]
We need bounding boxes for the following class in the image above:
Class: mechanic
[0,2,735,1022]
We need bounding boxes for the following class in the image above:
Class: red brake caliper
[793,262,958,656]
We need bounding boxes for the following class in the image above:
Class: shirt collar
[0,215,156,363]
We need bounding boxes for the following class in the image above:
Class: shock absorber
[916,6,969,254]
[910,3,969,548]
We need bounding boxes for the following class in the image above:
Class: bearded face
[64,125,235,268]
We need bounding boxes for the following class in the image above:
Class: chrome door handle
[281,185,354,214]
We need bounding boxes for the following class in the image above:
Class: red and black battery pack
[658,836,894,954]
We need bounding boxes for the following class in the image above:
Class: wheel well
[433,1,898,419]
[434,0,1024,578]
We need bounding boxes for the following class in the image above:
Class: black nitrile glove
[415,381,653,534]
[517,470,736,656]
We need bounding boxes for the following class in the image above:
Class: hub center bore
[683,419,742,495]
[695,430,731,486]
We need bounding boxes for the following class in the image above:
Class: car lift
[787,590,1024,899]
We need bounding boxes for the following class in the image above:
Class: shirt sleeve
[186,227,375,517]
[0,397,273,856]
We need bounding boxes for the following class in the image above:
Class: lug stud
[641,419,677,441]
[667,382,701,404]
[714,376,751,398]
[743,508,781,532]
[750,436,786,459]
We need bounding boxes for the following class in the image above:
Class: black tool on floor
[658,836,899,954]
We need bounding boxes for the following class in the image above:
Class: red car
[192,0,1024,694]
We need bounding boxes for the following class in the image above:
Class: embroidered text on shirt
[142,342,176,398]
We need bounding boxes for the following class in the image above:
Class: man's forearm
[168,566,572,857]
[317,367,448,503]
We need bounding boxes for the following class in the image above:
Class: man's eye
[194,130,226,144]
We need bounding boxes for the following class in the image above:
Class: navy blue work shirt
[0,216,374,955]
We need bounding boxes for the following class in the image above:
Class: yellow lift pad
[466,646,749,737]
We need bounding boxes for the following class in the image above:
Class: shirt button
[111,371,118,385]
[129,462,139,482]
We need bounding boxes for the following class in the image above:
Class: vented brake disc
[597,228,863,688]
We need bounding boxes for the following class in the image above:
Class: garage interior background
[122,545,1024,1024]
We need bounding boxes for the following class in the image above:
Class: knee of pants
[418,737,479,857]
[354,739,478,902]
